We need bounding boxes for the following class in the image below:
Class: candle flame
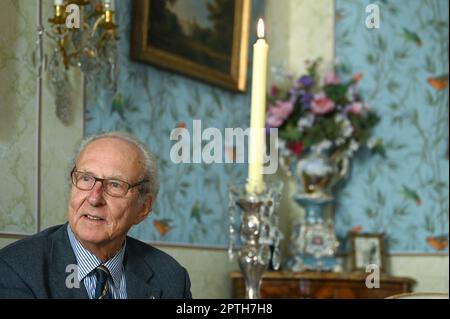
[257,18,265,38]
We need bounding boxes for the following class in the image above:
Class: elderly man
[0,132,191,299]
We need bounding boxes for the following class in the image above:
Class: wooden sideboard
[230,271,416,299]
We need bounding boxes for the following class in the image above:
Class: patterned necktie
[94,265,112,299]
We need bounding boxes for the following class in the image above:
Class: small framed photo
[348,232,385,272]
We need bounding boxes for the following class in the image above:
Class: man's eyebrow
[77,170,128,182]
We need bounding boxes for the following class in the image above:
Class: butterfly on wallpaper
[426,235,449,251]
[402,28,422,47]
[152,218,173,237]
[176,121,186,129]
[350,224,363,233]
[427,74,449,91]
[224,146,238,162]
[401,185,421,206]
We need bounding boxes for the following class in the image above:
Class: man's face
[67,137,152,253]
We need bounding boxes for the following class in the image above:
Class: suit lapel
[46,225,162,299]
[124,242,162,299]
[48,224,89,299]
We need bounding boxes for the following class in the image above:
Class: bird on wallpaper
[152,218,174,237]
[401,185,421,206]
[335,10,343,22]
[426,235,449,251]
[402,28,422,47]
[427,74,449,91]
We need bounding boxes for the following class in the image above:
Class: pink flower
[266,115,284,127]
[324,71,341,85]
[310,93,335,114]
[266,100,294,127]
[346,102,368,115]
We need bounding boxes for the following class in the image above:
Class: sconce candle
[54,0,64,5]
[246,18,269,195]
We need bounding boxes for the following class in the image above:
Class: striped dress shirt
[67,225,128,299]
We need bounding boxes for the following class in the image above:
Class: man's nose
[87,181,106,206]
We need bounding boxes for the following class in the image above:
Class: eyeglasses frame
[70,167,149,197]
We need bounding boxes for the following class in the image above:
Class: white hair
[73,131,160,202]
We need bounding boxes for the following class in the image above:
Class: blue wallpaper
[335,0,449,253]
[85,0,263,247]
[85,0,448,253]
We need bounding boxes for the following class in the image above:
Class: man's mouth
[84,214,105,221]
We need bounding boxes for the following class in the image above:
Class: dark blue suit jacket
[0,224,191,299]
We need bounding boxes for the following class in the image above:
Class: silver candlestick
[228,180,283,299]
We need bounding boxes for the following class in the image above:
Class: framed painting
[348,232,386,273]
[130,0,251,92]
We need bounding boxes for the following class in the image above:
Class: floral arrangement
[266,59,384,160]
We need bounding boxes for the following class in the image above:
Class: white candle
[54,0,63,5]
[104,0,115,11]
[246,18,269,195]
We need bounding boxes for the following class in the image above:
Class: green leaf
[425,90,435,106]
[394,49,408,60]
[433,180,447,192]
[376,190,386,207]
[387,80,400,93]
[388,236,400,248]
[205,108,215,118]
[187,103,196,117]
[388,103,400,111]
[391,115,403,126]
[387,160,398,170]
[191,201,202,223]
[279,123,301,141]
[170,107,178,121]
[393,205,408,216]
[366,53,376,65]
[180,182,190,188]
[376,35,387,50]
[424,215,435,233]
[367,168,376,184]
[425,55,436,74]
[409,110,419,125]
[365,207,378,219]
[210,90,223,111]
[193,87,201,104]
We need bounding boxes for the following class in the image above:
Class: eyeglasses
[71,167,148,198]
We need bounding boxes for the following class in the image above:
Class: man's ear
[134,196,153,225]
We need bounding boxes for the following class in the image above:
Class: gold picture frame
[130,0,250,92]
[348,232,386,273]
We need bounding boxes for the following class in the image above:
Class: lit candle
[104,0,115,11]
[246,18,269,195]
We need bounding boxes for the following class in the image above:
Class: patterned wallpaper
[85,0,264,247]
[335,0,449,253]
[85,0,448,253]
[0,0,37,234]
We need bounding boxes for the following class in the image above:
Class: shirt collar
[67,224,126,288]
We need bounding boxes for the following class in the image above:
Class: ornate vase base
[285,255,337,272]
